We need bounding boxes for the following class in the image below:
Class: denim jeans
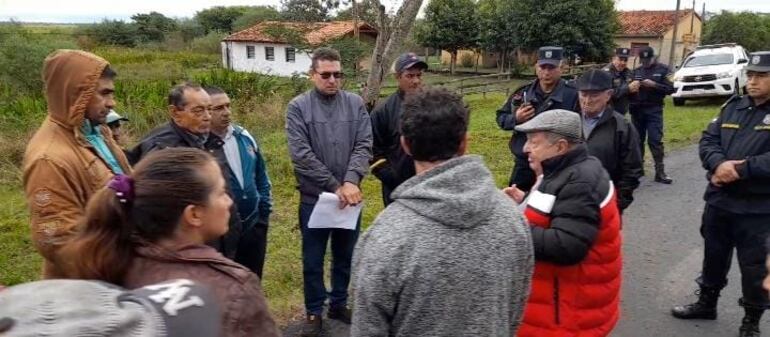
[299,201,361,315]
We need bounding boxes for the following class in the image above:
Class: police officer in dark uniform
[603,47,632,115]
[496,46,579,191]
[629,46,675,184]
[671,51,770,337]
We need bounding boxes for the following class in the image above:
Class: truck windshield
[683,54,734,67]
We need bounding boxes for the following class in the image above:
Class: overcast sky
[1,0,769,23]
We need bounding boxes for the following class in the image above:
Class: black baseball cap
[615,48,631,58]
[576,69,613,91]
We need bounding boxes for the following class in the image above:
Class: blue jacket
[228,125,272,228]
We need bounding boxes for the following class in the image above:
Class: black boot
[671,287,720,319]
[738,307,763,337]
[652,151,673,184]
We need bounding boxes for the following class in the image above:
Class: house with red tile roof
[616,9,702,67]
[221,20,377,76]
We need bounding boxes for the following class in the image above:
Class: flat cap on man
[515,109,582,141]
[576,69,613,91]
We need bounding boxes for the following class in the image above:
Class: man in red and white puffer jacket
[505,109,622,337]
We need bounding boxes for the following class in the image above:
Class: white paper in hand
[307,192,363,230]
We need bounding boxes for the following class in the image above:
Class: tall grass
[0,39,725,324]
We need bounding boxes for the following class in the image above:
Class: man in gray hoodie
[351,88,534,337]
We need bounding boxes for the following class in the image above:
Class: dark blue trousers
[630,105,665,161]
[699,205,770,309]
[299,201,360,315]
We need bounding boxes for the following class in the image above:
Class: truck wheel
[673,98,686,106]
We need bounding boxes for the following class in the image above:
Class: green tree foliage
[131,12,177,43]
[77,19,138,47]
[325,36,374,77]
[232,6,282,31]
[334,1,379,26]
[511,0,617,61]
[478,0,517,72]
[281,0,329,22]
[0,22,77,94]
[190,31,228,54]
[195,6,251,33]
[416,0,478,74]
[177,18,207,42]
[702,11,770,52]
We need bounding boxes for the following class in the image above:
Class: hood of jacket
[43,49,109,132]
[391,155,499,229]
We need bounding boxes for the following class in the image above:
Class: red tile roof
[617,10,698,37]
[223,20,377,44]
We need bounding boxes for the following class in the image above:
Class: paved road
[613,144,767,337]
[284,145,768,337]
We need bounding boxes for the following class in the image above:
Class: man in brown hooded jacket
[23,50,131,278]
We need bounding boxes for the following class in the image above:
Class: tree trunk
[475,51,480,73]
[497,48,506,76]
[364,0,424,109]
[450,51,457,75]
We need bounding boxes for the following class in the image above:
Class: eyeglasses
[318,72,344,79]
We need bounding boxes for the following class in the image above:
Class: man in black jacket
[577,69,643,212]
[370,53,427,205]
[496,46,579,191]
[671,51,770,337]
[128,82,241,259]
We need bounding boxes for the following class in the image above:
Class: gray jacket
[286,89,373,203]
[351,155,534,337]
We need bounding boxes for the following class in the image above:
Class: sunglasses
[318,72,344,79]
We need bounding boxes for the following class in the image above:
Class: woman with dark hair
[61,147,279,337]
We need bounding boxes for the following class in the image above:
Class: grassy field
[0,75,720,324]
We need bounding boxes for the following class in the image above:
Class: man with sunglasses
[370,52,428,206]
[496,46,579,192]
[286,47,373,337]
[603,48,633,115]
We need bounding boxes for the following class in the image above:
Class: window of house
[246,45,255,59]
[286,47,296,63]
[265,46,275,61]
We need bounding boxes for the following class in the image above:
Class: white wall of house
[221,41,312,77]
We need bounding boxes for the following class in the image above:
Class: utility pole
[701,2,706,39]
[669,0,681,66]
[353,0,360,39]
[690,0,695,34]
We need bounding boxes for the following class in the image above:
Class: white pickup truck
[671,43,750,106]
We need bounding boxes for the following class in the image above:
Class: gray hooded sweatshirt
[351,155,534,337]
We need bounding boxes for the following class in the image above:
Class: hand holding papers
[307,192,363,230]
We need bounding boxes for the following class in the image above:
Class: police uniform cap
[639,46,655,59]
[538,46,564,67]
[615,48,631,58]
[746,51,770,73]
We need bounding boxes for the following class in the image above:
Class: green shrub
[194,68,279,100]
[190,31,227,55]
[0,23,77,94]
